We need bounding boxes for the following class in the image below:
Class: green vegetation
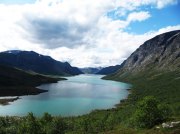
[0,70,179,133]
[131,96,171,128]
[103,70,180,133]
[0,65,65,87]
[104,70,180,117]
[0,65,66,97]
[0,67,179,133]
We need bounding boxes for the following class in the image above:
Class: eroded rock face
[118,30,180,74]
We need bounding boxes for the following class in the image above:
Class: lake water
[0,75,130,116]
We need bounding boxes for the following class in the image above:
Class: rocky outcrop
[124,30,180,72]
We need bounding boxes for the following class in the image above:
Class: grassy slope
[0,70,179,133]
[0,65,66,96]
[102,70,180,133]
[0,64,179,133]
[104,70,180,117]
[55,70,179,133]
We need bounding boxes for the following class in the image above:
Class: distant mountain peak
[80,67,103,74]
[96,64,123,75]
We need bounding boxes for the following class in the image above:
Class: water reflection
[0,75,130,116]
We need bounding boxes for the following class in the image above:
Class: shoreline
[114,88,132,108]
[0,86,48,97]
[0,78,66,106]
[0,96,20,105]
[0,78,131,117]
[0,86,49,106]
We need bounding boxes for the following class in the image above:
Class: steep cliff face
[107,30,180,79]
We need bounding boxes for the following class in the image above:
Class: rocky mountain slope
[104,30,180,79]
[103,30,180,122]
[0,50,83,76]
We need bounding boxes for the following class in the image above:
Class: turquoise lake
[0,75,130,116]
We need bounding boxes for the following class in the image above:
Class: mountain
[80,67,103,74]
[104,30,180,80]
[0,65,63,96]
[103,30,180,126]
[96,64,124,75]
[80,65,125,75]
[0,50,83,76]
[103,30,180,119]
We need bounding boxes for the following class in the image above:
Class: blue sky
[1,0,179,34]
[0,0,179,67]
[0,0,35,4]
[126,3,180,34]
[107,1,180,34]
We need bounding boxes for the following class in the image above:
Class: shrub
[50,117,67,134]
[132,96,171,128]
[18,112,41,134]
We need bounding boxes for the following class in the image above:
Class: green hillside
[0,65,65,97]
[102,30,180,133]
[0,30,180,133]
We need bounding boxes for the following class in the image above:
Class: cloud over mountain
[0,0,179,67]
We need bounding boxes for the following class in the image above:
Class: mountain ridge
[103,30,180,127]
[104,30,180,80]
[0,50,83,76]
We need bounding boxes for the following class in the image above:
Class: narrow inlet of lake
[0,74,130,116]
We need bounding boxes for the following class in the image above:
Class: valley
[0,30,179,133]
[0,0,179,133]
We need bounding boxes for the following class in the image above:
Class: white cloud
[115,0,178,10]
[0,0,179,67]
[127,11,151,22]
[45,25,180,67]
[156,0,178,9]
